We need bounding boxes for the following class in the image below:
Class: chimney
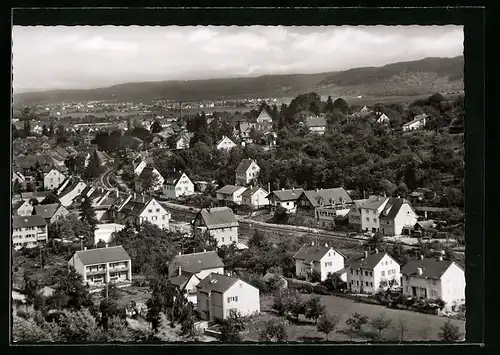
[281,188,285,191]
[84,247,87,251]
[440,249,445,256]
[417,267,423,275]
[311,241,314,246]
[134,192,136,200]
[364,251,368,259]
[178,266,182,276]
[374,248,379,254]
[203,249,206,252]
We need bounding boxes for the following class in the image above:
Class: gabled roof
[379,198,414,220]
[349,252,396,270]
[196,273,240,294]
[268,188,305,202]
[241,186,268,198]
[171,251,224,274]
[403,114,429,127]
[198,207,239,229]
[12,215,47,228]
[360,196,389,210]
[164,172,183,185]
[293,244,338,262]
[306,116,327,128]
[12,200,28,213]
[415,220,436,230]
[257,109,273,122]
[401,259,462,280]
[216,185,246,195]
[216,136,236,146]
[21,191,50,200]
[169,273,197,290]
[235,159,257,173]
[73,245,131,266]
[120,200,148,217]
[34,203,62,219]
[301,188,353,207]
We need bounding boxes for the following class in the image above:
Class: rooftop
[216,185,246,195]
[170,251,224,274]
[74,245,131,266]
[268,188,305,202]
[348,251,396,270]
[301,188,353,207]
[401,258,461,280]
[196,273,240,294]
[235,159,257,173]
[198,207,239,229]
[293,243,339,263]
[12,215,47,228]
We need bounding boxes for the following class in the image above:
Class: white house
[379,198,418,236]
[12,215,48,250]
[58,178,88,207]
[168,251,225,304]
[118,196,171,230]
[176,134,191,150]
[43,168,66,191]
[216,185,247,205]
[375,112,390,124]
[347,251,401,294]
[305,116,327,135]
[355,195,390,233]
[256,109,273,123]
[68,245,132,288]
[162,172,195,199]
[293,242,346,281]
[403,114,428,131]
[192,207,239,247]
[12,199,34,217]
[34,203,69,224]
[216,136,237,151]
[401,257,465,310]
[196,273,260,321]
[235,159,260,185]
[240,186,269,209]
[135,165,165,192]
[266,188,305,214]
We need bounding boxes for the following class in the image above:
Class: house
[256,108,273,123]
[235,121,256,143]
[412,220,437,238]
[360,106,370,114]
[409,187,436,203]
[216,185,247,205]
[176,134,191,150]
[235,159,260,185]
[216,136,237,151]
[293,242,346,282]
[403,114,428,132]
[168,251,225,304]
[12,199,34,216]
[241,186,269,209]
[57,177,88,207]
[375,112,390,124]
[118,196,170,230]
[135,166,165,192]
[12,215,48,250]
[305,116,327,135]
[162,172,195,199]
[94,223,126,245]
[34,203,69,224]
[266,188,305,214]
[401,257,465,309]
[351,195,390,233]
[12,170,26,185]
[192,207,239,247]
[43,168,66,191]
[196,273,260,321]
[347,250,401,294]
[379,198,418,236]
[297,187,353,218]
[68,245,132,288]
[20,191,51,203]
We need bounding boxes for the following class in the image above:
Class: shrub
[438,320,462,341]
[313,284,329,295]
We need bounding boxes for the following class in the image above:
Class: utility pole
[80,235,84,251]
[106,281,109,299]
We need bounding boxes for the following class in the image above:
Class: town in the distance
[12,90,465,342]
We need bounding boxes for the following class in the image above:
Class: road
[100,167,116,189]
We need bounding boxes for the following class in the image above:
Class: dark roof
[216,185,246,195]
[34,203,61,219]
[235,159,256,173]
[301,188,353,207]
[171,251,224,274]
[349,252,396,270]
[380,198,414,220]
[12,215,47,228]
[268,188,305,202]
[120,200,147,217]
[196,273,239,294]
[401,259,462,279]
[198,207,239,229]
[12,200,28,212]
[169,273,195,289]
[293,244,334,262]
[360,196,389,210]
[164,172,182,185]
[241,186,268,198]
[74,246,131,266]
[21,191,50,200]
[415,220,436,229]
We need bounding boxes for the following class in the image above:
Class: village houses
[378,197,419,236]
[297,187,353,217]
[57,177,88,207]
[240,186,269,209]
[12,215,48,250]
[162,172,195,199]
[403,113,429,131]
[43,167,66,190]
[267,188,305,214]
[293,242,347,282]
[347,250,401,294]
[68,245,132,288]
[216,185,247,205]
[256,108,273,123]
[235,159,260,185]
[192,207,239,247]
[34,203,69,224]
[216,136,237,151]
[375,112,390,124]
[12,199,34,217]
[196,273,260,321]
[305,115,327,135]
[118,196,171,230]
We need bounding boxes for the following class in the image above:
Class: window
[365,282,369,286]
[325,262,332,267]
[370,272,373,276]
[365,271,369,276]
[152,216,157,221]
[356,281,359,286]
[370,282,373,287]
[162,215,166,220]
[156,208,160,212]
[381,271,385,276]
[227,296,239,303]
[148,209,153,213]
[373,218,377,222]
[366,217,369,221]
[351,269,354,275]
[222,237,224,242]
[230,237,232,241]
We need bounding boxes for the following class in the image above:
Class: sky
[12,25,463,92]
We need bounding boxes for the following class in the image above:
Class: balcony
[86,269,106,276]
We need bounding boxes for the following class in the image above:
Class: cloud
[76,36,138,52]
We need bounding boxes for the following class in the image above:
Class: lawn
[254,294,465,342]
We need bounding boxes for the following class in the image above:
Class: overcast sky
[12,25,463,92]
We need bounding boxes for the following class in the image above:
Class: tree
[79,197,98,232]
[273,205,289,224]
[150,120,163,134]
[219,309,246,342]
[316,313,341,340]
[370,313,392,340]
[96,239,107,248]
[145,297,162,332]
[346,313,368,334]
[438,320,462,341]
[22,272,40,306]
[47,265,93,311]
[304,296,326,324]
[365,231,386,252]
[397,318,408,342]
[332,98,349,115]
[248,229,270,250]
[42,124,49,136]
[259,319,288,342]
[324,96,334,113]
[287,293,306,321]
[23,121,31,136]
[84,150,103,179]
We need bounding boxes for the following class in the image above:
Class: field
[249,294,465,342]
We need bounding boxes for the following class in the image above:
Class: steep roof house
[216,136,237,151]
[241,186,269,209]
[192,207,239,247]
[118,196,170,230]
[266,188,305,214]
[305,116,327,135]
[216,185,247,205]
[162,171,195,199]
[235,159,260,185]
[256,108,273,123]
[34,203,69,224]
[297,187,353,216]
[403,114,429,132]
[379,198,418,236]
[293,242,346,281]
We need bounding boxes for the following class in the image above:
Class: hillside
[14,56,463,105]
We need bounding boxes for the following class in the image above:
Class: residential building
[375,112,390,124]
[162,172,195,199]
[43,167,66,191]
[196,273,260,321]
[118,197,170,230]
[168,251,225,304]
[34,203,69,224]
[12,215,48,249]
[235,159,260,185]
[305,116,327,135]
[403,114,428,131]
[379,198,418,236]
[12,200,34,216]
[192,207,239,247]
[235,121,256,143]
[353,195,390,233]
[267,188,305,214]
[256,109,273,123]
[297,187,353,218]
[401,257,465,309]
[240,186,269,209]
[135,166,165,192]
[216,136,237,151]
[176,134,191,150]
[94,223,126,245]
[293,242,346,281]
[68,246,132,288]
[347,251,401,294]
[57,177,88,207]
[216,185,247,205]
